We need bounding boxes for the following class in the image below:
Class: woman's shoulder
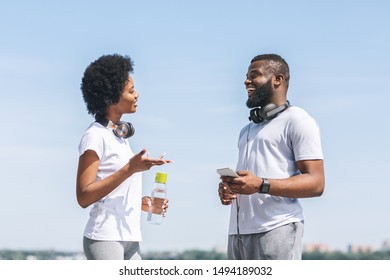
[81,122,107,139]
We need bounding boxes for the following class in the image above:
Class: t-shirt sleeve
[237,125,249,148]
[78,131,104,159]
[290,117,324,161]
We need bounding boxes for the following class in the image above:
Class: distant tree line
[303,250,390,260]
[144,249,390,260]
[2,249,390,260]
[0,250,80,260]
[143,249,227,260]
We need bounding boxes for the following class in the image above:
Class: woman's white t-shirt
[78,122,142,241]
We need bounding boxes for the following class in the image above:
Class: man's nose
[244,78,252,86]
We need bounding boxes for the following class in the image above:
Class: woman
[77,54,171,260]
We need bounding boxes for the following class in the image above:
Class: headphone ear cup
[129,123,135,138]
[249,108,263,124]
[125,122,135,138]
[249,101,290,124]
[114,121,135,139]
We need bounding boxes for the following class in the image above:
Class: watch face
[259,178,270,193]
[261,185,270,193]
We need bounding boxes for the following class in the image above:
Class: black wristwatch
[259,178,270,193]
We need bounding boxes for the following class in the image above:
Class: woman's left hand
[128,148,172,175]
[142,196,169,216]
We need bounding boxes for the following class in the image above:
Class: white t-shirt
[229,106,323,235]
[78,122,142,241]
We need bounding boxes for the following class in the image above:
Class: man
[218,54,325,260]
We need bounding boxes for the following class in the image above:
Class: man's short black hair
[81,54,134,117]
[251,54,290,84]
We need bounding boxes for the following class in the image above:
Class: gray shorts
[227,221,304,260]
[83,236,142,260]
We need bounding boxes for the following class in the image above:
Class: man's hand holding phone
[217,168,238,205]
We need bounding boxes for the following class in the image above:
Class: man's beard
[246,79,273,108]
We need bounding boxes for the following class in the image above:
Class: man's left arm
[267,159,324,198]
[225,159,325,198]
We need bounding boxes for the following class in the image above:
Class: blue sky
[0,0,389,253]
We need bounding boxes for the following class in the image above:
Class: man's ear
[273,74,284,87]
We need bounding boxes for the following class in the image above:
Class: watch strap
[259,177,270,193]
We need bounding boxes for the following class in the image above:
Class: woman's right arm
[76,149,131,208]
[76,148,171,208]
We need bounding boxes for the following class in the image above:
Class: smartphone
[217,167,239,178]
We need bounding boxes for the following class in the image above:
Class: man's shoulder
[288,106,310,116]
[286,106,315,122]
[238,123,251,138]
[285,106,321,134]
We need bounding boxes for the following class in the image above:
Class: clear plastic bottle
[147,172,168,225]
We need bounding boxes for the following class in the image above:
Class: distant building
[381,240,390,251]
[303,243,331,253]
[347,244,375,253]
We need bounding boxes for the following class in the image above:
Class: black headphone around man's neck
[95,115,135,139]
[248,100,290,124]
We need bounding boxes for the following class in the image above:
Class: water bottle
[147,172,168,225]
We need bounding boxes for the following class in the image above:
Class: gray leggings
[83,237,142,260]
[228,221,304,260]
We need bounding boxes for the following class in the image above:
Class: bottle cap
[155,172,168,184]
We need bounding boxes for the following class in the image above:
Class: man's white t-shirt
[78,122,142,241]
[229,106,323,235]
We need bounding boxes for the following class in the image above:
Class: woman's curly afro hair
[81,54,134,117]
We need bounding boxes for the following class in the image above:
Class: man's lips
[247,87,256,96]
